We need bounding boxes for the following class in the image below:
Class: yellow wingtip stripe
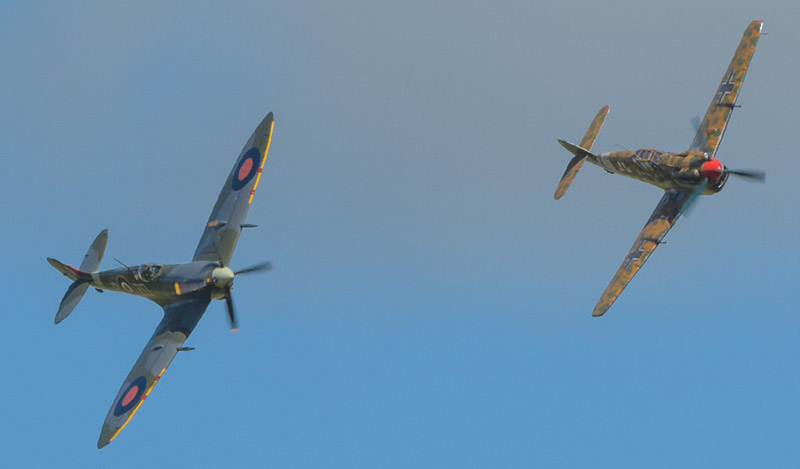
[248,119,274,204]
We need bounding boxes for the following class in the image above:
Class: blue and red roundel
[113,376,147,416]
[231,148,262,191]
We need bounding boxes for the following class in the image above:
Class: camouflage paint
[555,21,762,317]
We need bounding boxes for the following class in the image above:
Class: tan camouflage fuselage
[554,20,763,317]
[588,149,729,194]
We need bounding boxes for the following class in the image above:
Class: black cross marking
[622,240,648,269]
[716,70,735,105]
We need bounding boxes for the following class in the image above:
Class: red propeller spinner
[700,158,724,181]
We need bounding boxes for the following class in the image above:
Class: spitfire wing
[689,20,762,157]
[592,190,692,317]
[193,112,274,266]
[97,298,210,448]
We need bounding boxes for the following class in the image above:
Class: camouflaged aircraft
[48,112,275,448]
[555,21,765,317]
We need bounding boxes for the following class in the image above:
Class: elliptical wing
[97,298,210,448]
[193,113,274,266]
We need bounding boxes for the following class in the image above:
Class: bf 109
[554,21,765,317]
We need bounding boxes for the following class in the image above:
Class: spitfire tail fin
[47,229,107,324]
[553,106,609,200]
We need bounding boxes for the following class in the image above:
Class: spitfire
[555,20,765,317]
[48,112,275,448]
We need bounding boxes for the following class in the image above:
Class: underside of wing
[97,298,210,448]
[592,190,692,317]
[689,20,762,157]
[193,113,274,266]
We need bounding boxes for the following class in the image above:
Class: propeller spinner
[700,158,724,181]
[684,157,765,217]
[701,157,765,183]
[211,262,272,332]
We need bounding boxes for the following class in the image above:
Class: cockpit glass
[635,150,663,167]
[136,263,162,282]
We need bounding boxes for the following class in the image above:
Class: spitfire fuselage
[587,149,729,194]
[88,261,222,306]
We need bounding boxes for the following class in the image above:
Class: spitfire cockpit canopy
[135,263,162,282]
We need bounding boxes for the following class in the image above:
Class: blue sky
[2,1,798,467]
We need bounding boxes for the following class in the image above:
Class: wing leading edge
[592,190,692,317]
[97,298,210,448]
[193,112,275,266]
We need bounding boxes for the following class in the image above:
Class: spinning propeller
[689,118,766,183]
[683,157,765,216]
[700,158,766,183]
[212,261,273,331]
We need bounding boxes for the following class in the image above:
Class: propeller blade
[235,261,273,276]
[690,115,701,133]
[681,178,707,218]
[725,169,766,182]
[224,285,239,332]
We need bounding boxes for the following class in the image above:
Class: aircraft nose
[212,266,235,287]
[701,158,724,181]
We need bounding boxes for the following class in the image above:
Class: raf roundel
[231,148,262,191]
[113,376,147,416]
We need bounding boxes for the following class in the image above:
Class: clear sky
[2,0,798,467]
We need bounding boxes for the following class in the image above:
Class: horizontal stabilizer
[55,280,90,324]
[553,106,608,200]
[553,140,597,200]
[578,105,609,150]
[48,229,106,324]
[80,229,108,272]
